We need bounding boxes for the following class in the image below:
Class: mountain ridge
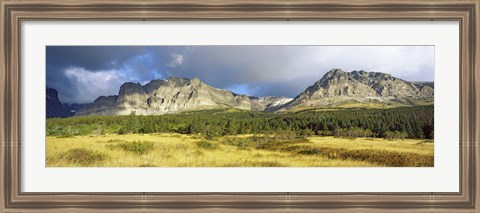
[74,76,292,116]
[279,69,433,110]
[49,69,433,117]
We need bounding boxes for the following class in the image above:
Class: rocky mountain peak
[325,68,345,76]
[46,87,59,100]
[143,79,167,95]
[280,69,434,110]
[76,76,253,116]
[46,87,70,118]
[313,69,399,90]
[190,77,203,86]
[119,82,144,95]
[167,77,191,87]
[351,70,367,75]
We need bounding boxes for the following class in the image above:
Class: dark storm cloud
[47,46,146,70]
[46,46,434,104]
[47,46,148,103]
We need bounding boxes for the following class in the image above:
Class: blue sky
[46,46,434,104]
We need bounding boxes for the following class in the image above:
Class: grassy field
[46,133,434,167]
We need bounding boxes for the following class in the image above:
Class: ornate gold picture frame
[1,0,479,212]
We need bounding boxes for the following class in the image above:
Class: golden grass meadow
[46,133,434,167]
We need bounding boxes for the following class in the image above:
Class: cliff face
[75,77,256,116]
[280,69,434,110]
[46,87,70,118]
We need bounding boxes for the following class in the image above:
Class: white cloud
[168,53,184,68]
[64,67,131,103]
[298,46,434,80]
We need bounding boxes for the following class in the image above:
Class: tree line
[46,105,434,139]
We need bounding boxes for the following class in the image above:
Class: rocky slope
[46,87,70,118]
[250,96,293,112]
[279,69,434,110]
[75,77,291,116]
[73,69,433,116]
[412,81,434,89]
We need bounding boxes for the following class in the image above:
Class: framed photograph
[1,0,479,212]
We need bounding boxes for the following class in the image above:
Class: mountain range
[46,69,434,118]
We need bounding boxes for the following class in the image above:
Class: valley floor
[46,133,434,167]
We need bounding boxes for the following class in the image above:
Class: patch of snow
[271,98,293,106]
[213,87,227,92]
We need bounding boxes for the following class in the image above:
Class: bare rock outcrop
[280,69,434,110]
[76,77,254,116]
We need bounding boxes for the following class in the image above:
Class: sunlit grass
[46,133,433,167]
[309,137,434,155]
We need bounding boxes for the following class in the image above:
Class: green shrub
[60,148,108,166]
[222,134,309,151]
[334,127,375,138]
[384,131,408,140]
[116,141,154,155]
[223,137,253,149]
[297,149,320,155]
[196,140,218,149]
[299,129,315,137]
[296,146,433,167]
